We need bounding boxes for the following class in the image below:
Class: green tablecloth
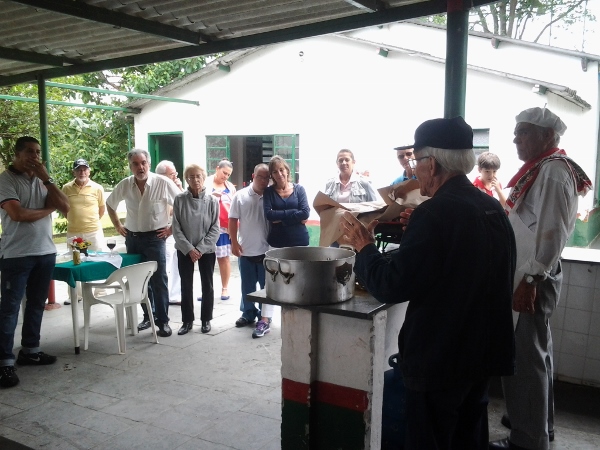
[53,253,143,288]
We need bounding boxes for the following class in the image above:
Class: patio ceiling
[0,0,493,88]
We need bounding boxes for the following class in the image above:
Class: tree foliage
[422,1,595,48]
[0,57,208,187]
[470,0,595,44]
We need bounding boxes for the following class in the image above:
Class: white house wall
[134,23,599,219]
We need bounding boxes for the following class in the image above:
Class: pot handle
[264,257,279,282]
[279,265,295,285]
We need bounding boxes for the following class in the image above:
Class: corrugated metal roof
[0,0,493,87]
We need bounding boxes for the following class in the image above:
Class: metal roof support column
[444,0,469,119]
[37,76,50,169]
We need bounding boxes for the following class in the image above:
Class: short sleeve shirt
[106,172,180,232]
[229,184,270,256]
[62,179,106,233]
[0,167,55,258]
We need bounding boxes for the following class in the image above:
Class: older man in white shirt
[490,108,592,450]
[106,149,181,337]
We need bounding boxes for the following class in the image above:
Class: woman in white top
[323,149,378,203]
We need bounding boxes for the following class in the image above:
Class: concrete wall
[134,22,599,233]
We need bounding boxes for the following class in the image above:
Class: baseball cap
[73,158,90,169]
[408,116,473,151]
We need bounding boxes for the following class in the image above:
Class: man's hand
[157,226,171,239]
[399,207,414,231]
[340,212,376,252]
[188,248,201,263]
[231,241,242,257]
[115,224,127,237]
[513,280,536,314]
[29,159,50,182]
[174,177,183,191]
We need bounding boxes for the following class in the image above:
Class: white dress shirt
[106,172,180,232]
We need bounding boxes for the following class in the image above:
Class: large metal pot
[264,247,355,305]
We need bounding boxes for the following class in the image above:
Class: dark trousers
[125,232,169,325]
[177,250,216,323]
[0,254,55,365]
[405,378,490,450]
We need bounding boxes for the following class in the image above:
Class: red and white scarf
[505,148,592,215]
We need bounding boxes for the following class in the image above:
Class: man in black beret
[342,117,516,450]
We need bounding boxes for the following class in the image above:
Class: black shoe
[178,322,193,335]
[0,366,19,388]
[500,414,553,442]
[157,323,172,337]
[201,321,211,333]
[169,300,181,305]
[235,317,255,328]
[16,350,57,366]
[488,438,528,450]
[138,319,151,331]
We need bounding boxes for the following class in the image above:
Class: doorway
[206,134,299,189]
[148,132,184,173]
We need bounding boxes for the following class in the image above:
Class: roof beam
[0,0,496,87]
[0,46,79,66]
[343,0,382,13]
[11,0,208,45]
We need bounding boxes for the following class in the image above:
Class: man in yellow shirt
[62,158,106,250]
[61,159,107,304]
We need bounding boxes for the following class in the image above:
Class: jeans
[0,254,55,366]
[178,251,216,323]
[238,255,266,321]
[125,232,169,325]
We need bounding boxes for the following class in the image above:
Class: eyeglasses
[186,175,203,180]
[408,156,431,169]
[397,152,414,159]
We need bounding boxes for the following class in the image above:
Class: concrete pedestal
[249,288,406,449]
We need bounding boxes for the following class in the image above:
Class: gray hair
[183,164,207,182]
[416,146,476,175]
[127,148,151,165]
[155,160,175,175]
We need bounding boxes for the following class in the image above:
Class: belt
[126,228,162,237]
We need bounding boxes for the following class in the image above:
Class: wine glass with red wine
[107,239,116,256]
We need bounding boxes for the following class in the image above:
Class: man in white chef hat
[490,107,592,450]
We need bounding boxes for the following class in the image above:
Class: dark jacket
[355,175,516,391]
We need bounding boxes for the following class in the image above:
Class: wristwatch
[43,178,54,186]
[524,274,541,286]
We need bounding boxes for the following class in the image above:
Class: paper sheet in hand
[313,178,428,247]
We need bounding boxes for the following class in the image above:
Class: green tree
[422,1,595,48]
[0,56,209,186]
[471,0,594,43]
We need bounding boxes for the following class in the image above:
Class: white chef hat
[515,107,567,136]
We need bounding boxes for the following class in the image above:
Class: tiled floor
[1,238,599,449]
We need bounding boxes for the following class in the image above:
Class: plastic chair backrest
[103,261,157,304]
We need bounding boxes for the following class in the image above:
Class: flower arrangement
[68,237,92,255]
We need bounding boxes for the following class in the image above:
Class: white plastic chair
[82,261,158,354]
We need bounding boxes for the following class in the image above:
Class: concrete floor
[0,237,599,449]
